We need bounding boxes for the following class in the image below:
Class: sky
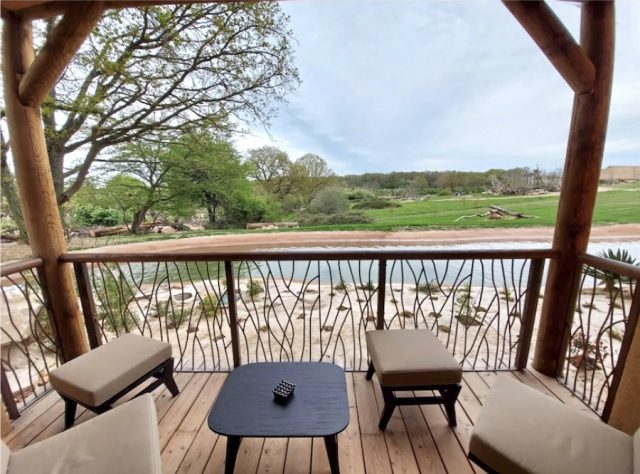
[235,0,640,175]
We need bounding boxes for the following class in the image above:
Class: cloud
[244,1,640,174]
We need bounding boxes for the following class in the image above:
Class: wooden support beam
[503,0,596,94]
[533,2,615,376]
[18,1,104,107]
[2,12,89,360]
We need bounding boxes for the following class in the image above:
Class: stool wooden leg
[366,362,375,381]
[441,385,461,427]
[62,396,77,430]
[378,387,396,431]
[162,358,180,397]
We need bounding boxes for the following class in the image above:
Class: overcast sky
[236,0,640,175]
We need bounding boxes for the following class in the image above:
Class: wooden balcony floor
[3,369,594,474]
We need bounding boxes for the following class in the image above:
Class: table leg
[324,434,340,474]
[225,436,242,474]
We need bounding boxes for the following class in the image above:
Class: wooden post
[376,259,387,330]
[224,261,241,368]
[515,258,545,370]
[532,2,615,376]
[2,13,89,361]
[1,403,12,436]
[605,284,640,433]
[73,263,103,349]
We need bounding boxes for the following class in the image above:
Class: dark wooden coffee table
[208,362,349,474]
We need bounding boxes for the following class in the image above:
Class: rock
[161,226,176,234]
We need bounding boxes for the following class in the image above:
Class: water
[109,240,640,287]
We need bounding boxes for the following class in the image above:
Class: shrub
[352,199,399,210]
[246,280,264,298]
[95,269,137,334]
[156,301,186,329]
[74,205,121,227]
[345,188,375,201]
[309,188,349,214]
[298,212,372,226]
[437,189,452,196]
[200,294,219,318]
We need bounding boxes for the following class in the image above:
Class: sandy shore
[76,224,640,255]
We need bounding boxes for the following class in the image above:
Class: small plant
[585,248,638,293]
[334,281,349,291]
[246,280,264,299]
[337,305,349,312]
[414,280,439,294]
[456,314,482,327]
[568,333,608,370]
[581,302,599,311]
[608,328,624,341]
[357,298,365,303]
[500,288,514,302]
[95,268,137,334]
[428,311,441,319]
[156,301,186,329]
[359,281,376,292]
[438,324,450,333]
[400,310,414,318]
[200,294,219,318]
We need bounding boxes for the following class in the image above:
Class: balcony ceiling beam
[503,0,595,94]
[17,2,104,107]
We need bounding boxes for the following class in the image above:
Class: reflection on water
[116,240,639,286]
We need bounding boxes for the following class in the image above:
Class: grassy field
[1,188,638,262]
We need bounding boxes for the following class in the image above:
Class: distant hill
[600,166,640,182]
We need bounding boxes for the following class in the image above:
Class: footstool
[365,329,462,430]
[50,334,179,429]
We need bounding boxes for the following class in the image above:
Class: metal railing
[560,253,640,418]
[61,248,551,373]
[0,258,60,418]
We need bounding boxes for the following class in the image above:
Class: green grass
[67,189,639,249]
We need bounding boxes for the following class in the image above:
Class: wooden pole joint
[18,1,104,107]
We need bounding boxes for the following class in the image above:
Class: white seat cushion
[366,329,462,386]
[50,334,171,406]
[8,394,161,474]
[469,375,633,474]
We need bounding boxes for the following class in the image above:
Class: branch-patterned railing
[561,253,640,418]
[0,258,61,418]
[61,249,551,373]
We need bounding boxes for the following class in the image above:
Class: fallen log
[455,206,535,222]
[89,226,128,237]
[246,222,299,230]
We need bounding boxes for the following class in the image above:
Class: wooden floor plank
[257,437,288,474]
[159,374,210,450]
[163,374,223,473]
[525,368,597,416]
[284,437,312,474]
[2,391,59,444]
[339,373,366,474]
[8,369,583,474]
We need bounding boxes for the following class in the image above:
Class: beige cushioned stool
[365,329,462,430]
[469,375,637,474]
[2,394,161,474]
[50,333,178,429]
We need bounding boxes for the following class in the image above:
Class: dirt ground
[2,224,639,262]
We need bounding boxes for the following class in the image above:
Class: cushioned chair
[1,394,161,474]
[469,375,639,474]
[365,329,462,430]
[50,334,179,429]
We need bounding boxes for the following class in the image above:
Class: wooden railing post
[0,367,20,420]
[225,261,241,368]
[604,282,640,430]
[376,259,387,330]
[73,262,103,349]
[515,258,545,370]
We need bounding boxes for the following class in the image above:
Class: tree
[168,134,257,227]
[292,154,335,203]
[34,3,299,208]
[247,146,292,197]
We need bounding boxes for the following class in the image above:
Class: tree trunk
[0,135,28,242]
[131,207,149,234]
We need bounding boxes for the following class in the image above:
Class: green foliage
[414,280,439,294]
[585,248,639,291]
[73,205,121,227]
[345,188,375,201]
[309,188,349,214]
[352,199,400,210]
[298,213,372,226]
[246,280,264,298]
[359,281,376,292]
[95,269,137,334]
[334,280,350,291]
[200,294,219,318]
[156,301,186,329]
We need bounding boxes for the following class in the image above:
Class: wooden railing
[560,253,640,418]
[0,258,61,419]
[60,248,553,373]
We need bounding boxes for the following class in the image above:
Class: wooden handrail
[0,257,43,277]
[578,253,640,280]
[60,248,558,264]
